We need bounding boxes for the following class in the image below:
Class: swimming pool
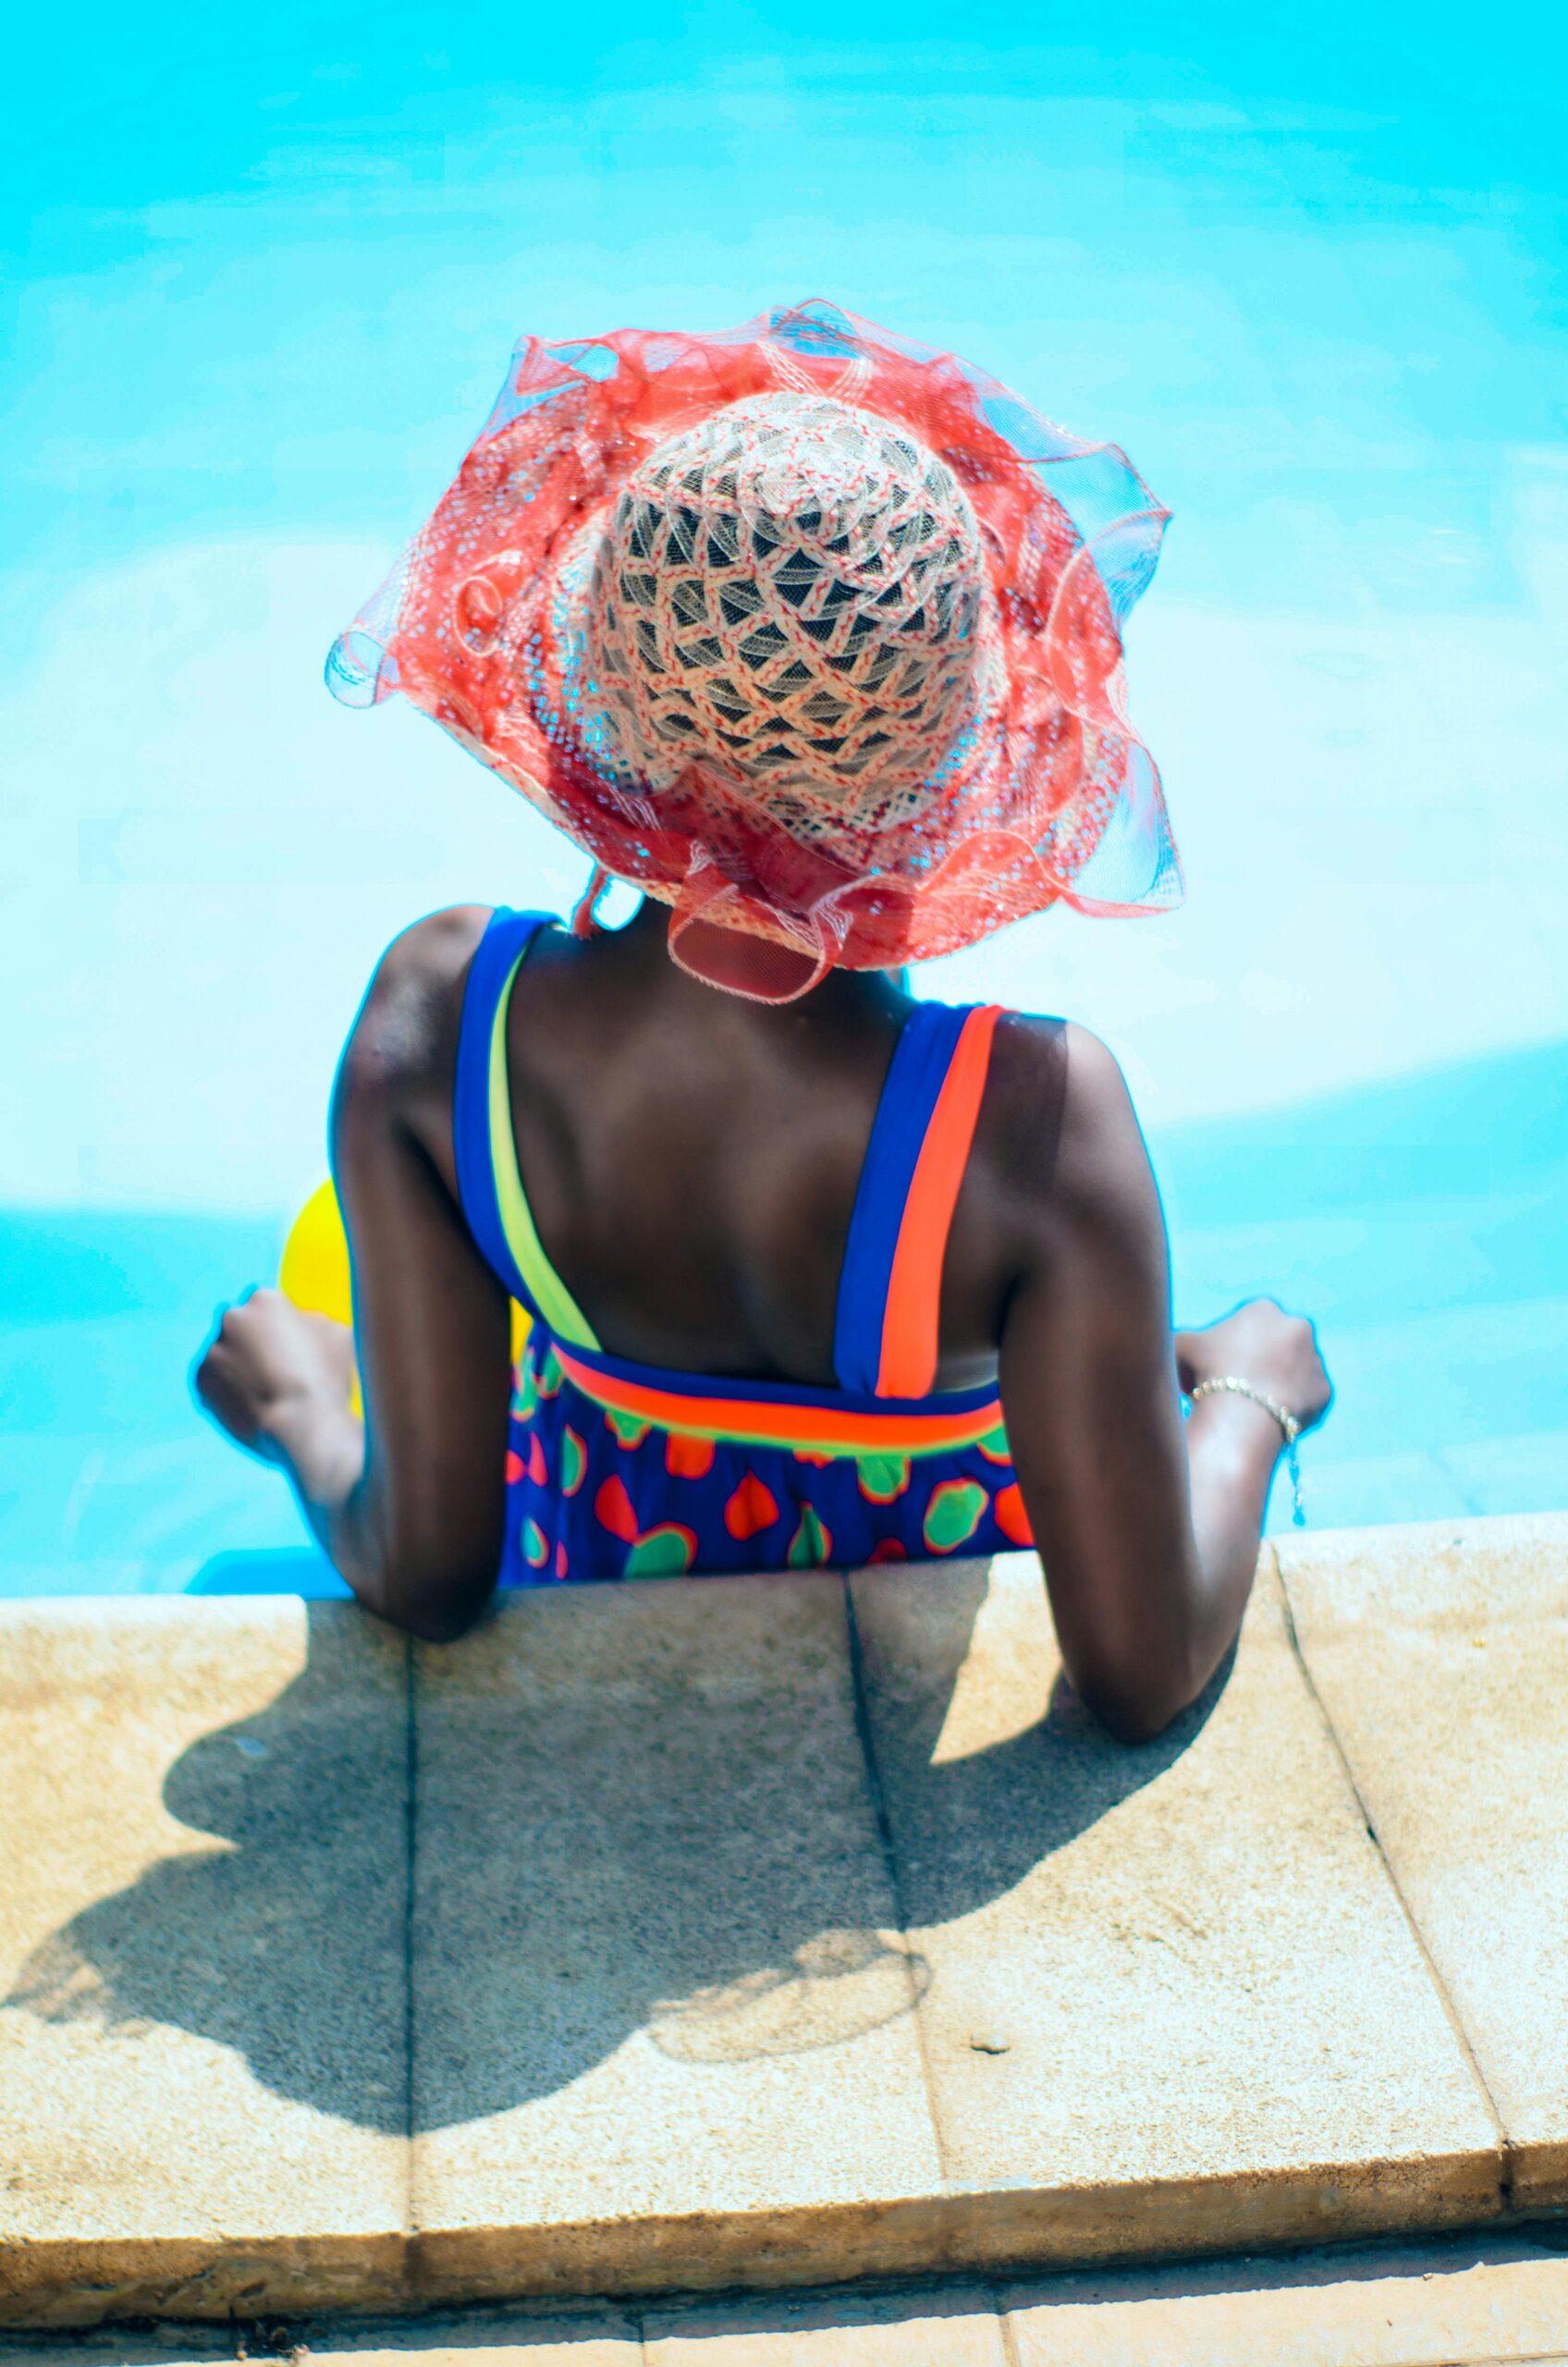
[6,6,1562,1595]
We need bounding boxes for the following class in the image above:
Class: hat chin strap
[567,854,830,1000]
[662,846,853,1003]
[666,911,830,1004]
[570,864,612,937]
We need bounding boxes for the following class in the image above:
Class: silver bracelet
[1187,1375,1305,1527]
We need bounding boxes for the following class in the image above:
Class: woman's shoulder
[980,1011,1150,1244]
[336,904,496,1113]
[984,1008,1130,1137]
[379,902,497,980]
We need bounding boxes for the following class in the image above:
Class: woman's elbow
[1082,1683,1184,1746]
[1071,1648,1203,1746]
[370,1553,496,1645]
[396,1598,486,1647]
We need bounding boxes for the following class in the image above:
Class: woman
[197,302,1329,1740]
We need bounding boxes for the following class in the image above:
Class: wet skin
[197,895,1331,1741]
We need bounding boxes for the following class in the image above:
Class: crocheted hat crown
[583,391,992,840]
[328,300,1179,1000]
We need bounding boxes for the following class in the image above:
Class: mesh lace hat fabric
[328,300,1179,1000]
[582,393,992,835]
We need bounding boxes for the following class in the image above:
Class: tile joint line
[1273,1545,1517,2211]
[991,2274,1025,2367]
[840,1568,954,2187]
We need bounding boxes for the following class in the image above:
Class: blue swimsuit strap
[452,906,557,1315]
[831,1000,979,1397]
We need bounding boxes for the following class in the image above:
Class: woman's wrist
[263,1387,364,1511]
[1185,1383,1286,1473]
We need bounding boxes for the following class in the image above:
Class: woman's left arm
[196,911,514,1639]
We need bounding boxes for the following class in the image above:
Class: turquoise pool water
[3,1034,1562,1600]
[4,6,1563,1593]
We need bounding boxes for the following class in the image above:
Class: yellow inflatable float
[280,1179,532,1399]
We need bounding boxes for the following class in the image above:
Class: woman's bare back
[474,896,1067,1392]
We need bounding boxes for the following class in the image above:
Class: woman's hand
[1175,1299,1332,1433]
[196,1288,357,1461]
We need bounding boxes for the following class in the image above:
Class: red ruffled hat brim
[328,300,1180,1000]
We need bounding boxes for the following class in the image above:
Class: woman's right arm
[998,1026,1331,1742]
[196,909,515,1642]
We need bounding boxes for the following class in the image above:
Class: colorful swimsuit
[453,908,1035,1585]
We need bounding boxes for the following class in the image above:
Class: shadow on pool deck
[4,1570,1226,2135]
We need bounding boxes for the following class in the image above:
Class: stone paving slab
[408,1576,944,2303]
[0,1600,410,2326]
[1002,2236,1568,2366]
[1280,1512,1568,2210]
[0,2343,239,2367]
[642,2283,1007,2363]
[303,2324,643,2366]
[0,2318,642,2367]
[848,1550,1504,2268]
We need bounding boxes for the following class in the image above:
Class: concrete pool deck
[2,1511,1566,2329]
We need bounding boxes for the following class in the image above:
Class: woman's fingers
[1182,1301,1332,1430]
[194,1290,355,1451]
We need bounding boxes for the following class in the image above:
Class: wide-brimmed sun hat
[328,300,1178,1001]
